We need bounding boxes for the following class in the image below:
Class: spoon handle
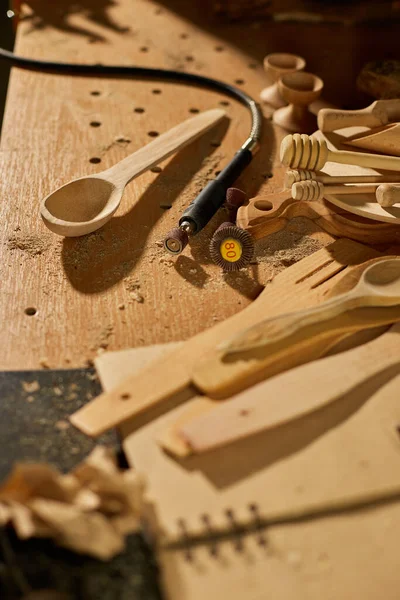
[220,287,364,355]
[102,109,226,187]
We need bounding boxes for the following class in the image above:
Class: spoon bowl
[41,177,122,237]
[362,258,400,297]
[40,108,226,237]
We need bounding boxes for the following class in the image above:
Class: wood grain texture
[0,0,286,370]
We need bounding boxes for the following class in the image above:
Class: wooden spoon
[40,109,226,237]
[220,258,400,356]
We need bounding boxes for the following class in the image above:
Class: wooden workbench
[1,0,399,371]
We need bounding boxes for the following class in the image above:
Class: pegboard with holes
[0,0,399,369]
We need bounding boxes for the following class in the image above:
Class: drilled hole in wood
[211,141,221,147]
[254,200,273,211]
[189,108,200,113]
[152,89,162,95]
[134,107,145,113]
[25,307,37,316]
[90,91,101,96]
[249,63,258,69]
[151,166,162,173]
[121,393,131,400]
[90,121,101,127]
[89,157,101,164]
[235,79,245,85]
[140,46,149,52]
[240,409,250,416]
[220,100,230,106]
[180,33,189,39]
[215,46,224,52]
[148,131,159,137]
[185,56,194,62]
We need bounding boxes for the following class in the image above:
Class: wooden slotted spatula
[191,257,400,399]
[70,239,381,436]
[179,321,400,455]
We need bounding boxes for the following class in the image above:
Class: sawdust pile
[7,233,52,257]
[255,218,325,273]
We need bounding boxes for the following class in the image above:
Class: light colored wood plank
[181,322,400,453]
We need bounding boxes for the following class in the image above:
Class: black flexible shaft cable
[0,47,263,251]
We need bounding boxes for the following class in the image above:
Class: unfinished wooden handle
[220,289,364,356]
[317,104,387,132]
[376,183,400,208]
[281,133,400,173]
[291,181,379,201]
[285,169,400,187]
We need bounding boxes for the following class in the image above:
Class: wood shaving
[22,380,40,393]
[0,447,158,560]
[124,277,144,303]
[53,386,63,396]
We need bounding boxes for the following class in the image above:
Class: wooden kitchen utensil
[221,258,400,355]
[281,133,400,173]
[291,180,382,201]
[192,258,400,398]
[260,52,306,108]
[70,239,381,436]
[179,321,400,454]
[317,99,400,132]
[292,180,400,208]
[285,168,400,187]
[344,123,400,157]
[40,109,226,237]
[236,190,400,245]
[273,72,324,133]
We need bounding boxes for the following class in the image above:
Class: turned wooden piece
[318,99,400,132]
[284,168,400,188]
[260,53,305,108]
[281,133,400,172]
[273,72,324,134]
[292,180,381,202]
[376,183,400,208]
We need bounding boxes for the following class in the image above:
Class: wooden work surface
[1,0,399,370]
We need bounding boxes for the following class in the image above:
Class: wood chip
[0,447,156,560]
[22,380,40,393]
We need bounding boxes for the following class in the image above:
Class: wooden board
[3,0,400,370]
[96,341,400,600]
[0,0,297,370]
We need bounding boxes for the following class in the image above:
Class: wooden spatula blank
[191,257,400,399]
[70,239,380,436]
[179,321,400,454]
[344,123,400,157]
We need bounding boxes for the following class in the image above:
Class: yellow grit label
[220,238,242,263]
